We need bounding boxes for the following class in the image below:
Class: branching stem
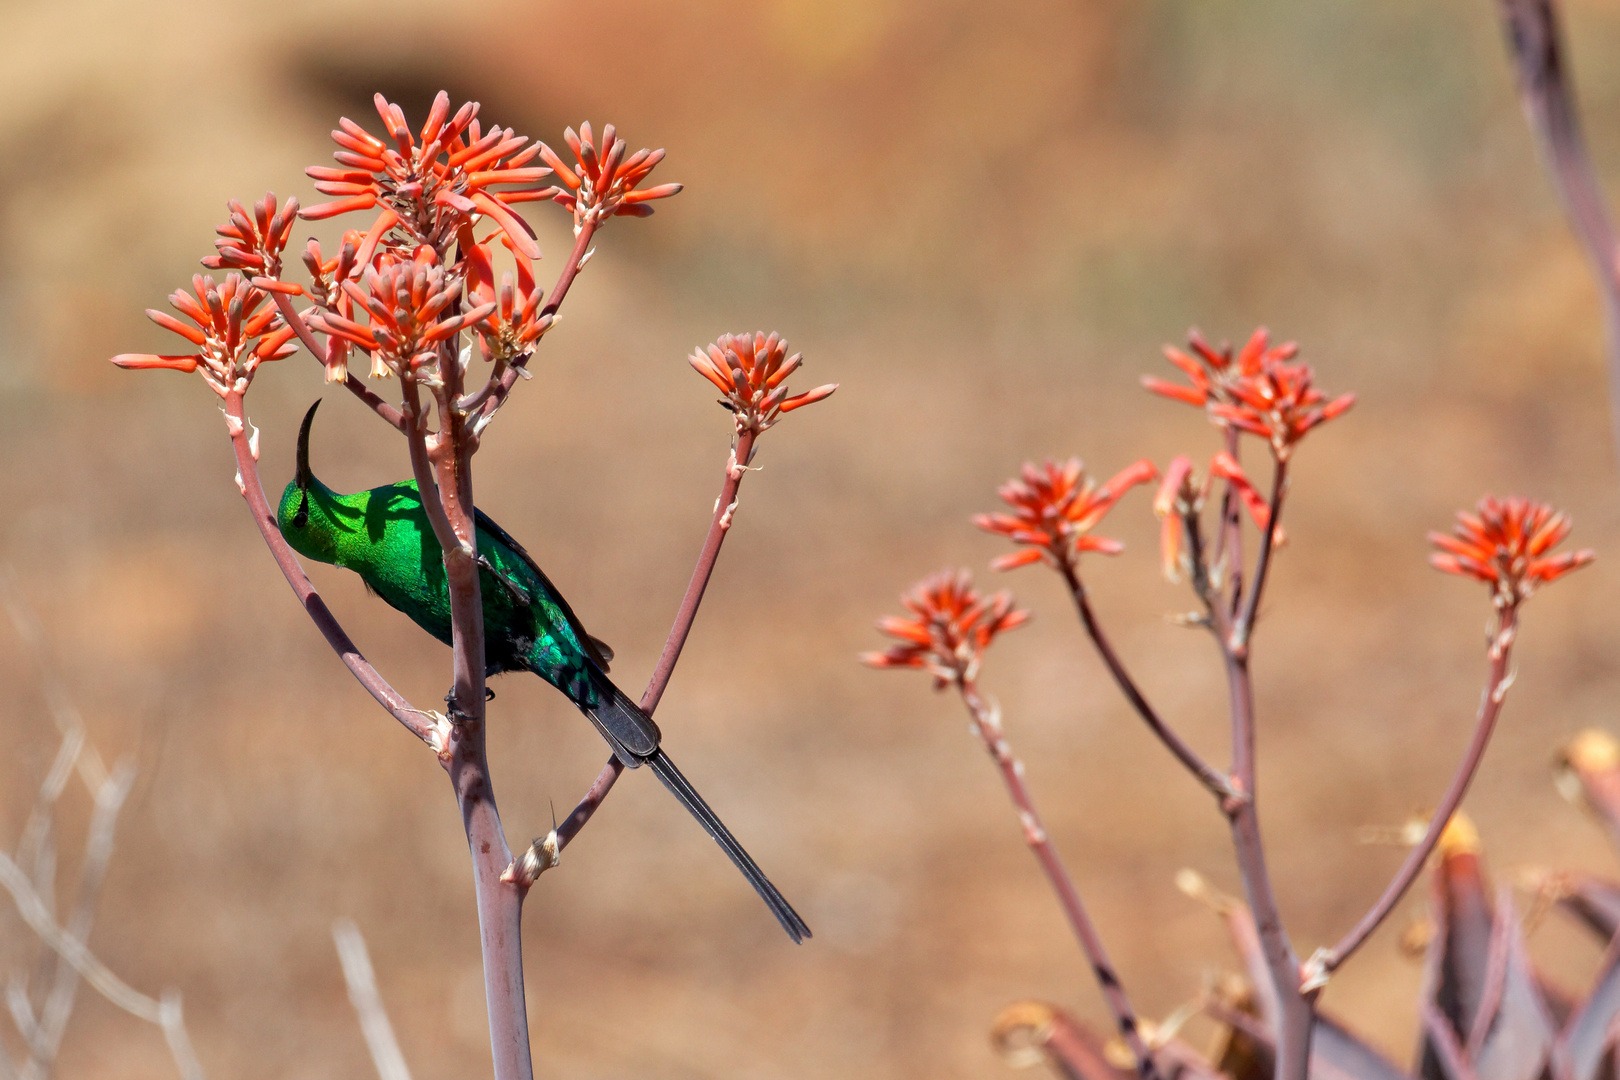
[472,221,600,428]
[1058,561,1231,801]
[222,392,432,744]
[1232,459,1288,655]
[556,428,759,849]
[269,293,405,432]
[1321,606,1519,973]
[1191,442,1309,1080]
[415,338,530,1080]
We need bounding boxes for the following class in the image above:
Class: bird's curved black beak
[293,400,319,527]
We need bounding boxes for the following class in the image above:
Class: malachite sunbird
[277,402,809,943]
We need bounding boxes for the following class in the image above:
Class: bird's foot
[443,686,496,727]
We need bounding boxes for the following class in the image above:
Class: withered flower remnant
[975,458,1158,573]
[110,273,298,397]
[689,332,837,436]
[862,569,1029,688]
[1429,495,1594,607]
[1144,327,1354,460]
[539,121,683,234]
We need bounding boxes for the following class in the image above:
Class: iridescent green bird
[277,402,809,943]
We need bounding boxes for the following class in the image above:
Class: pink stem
[1231,459,1287,656]
[270,292,404,431]
[1322,605,1519,973]
[1202,453,1310,1080]
[1221,647,1312,1080]
[410,343,531,1080]
[472,221,599,427]
[555,427,758,849]
[1179,472,1299,1038]
[1058,561,1231,800]
[222,392,432,743]
[957,679,1163,1080]
[1493,0,1620,456]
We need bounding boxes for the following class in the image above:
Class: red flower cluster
[303,91,549,259]
[113,95,683,402]
[203,193,300,288]
[539,122,683,233]
[689,333,837,435]
[1430,496,1594,606]
[315,246,496,384]
[862,570,1030,687]
[111,274,297,397]
[465,235,553,366]
[974,458,1158,572]
[1144,328,1354,460]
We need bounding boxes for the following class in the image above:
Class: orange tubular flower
[1144,328,1354,460]
[465,236,553,366]
[1429,496,1595,607]
[538,122,682,233]
[202,193,301,291]
[110,273,298,398]
[689,332,837,436]
[1153,455,1199,582]
[301,91,550,261]
[974,458,1159,573]
[315,246,496,383]
[296,232,368,382]
[861,569,1030,687]
[1208,452,1284,540]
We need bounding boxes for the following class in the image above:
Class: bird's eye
[292,490,309,529]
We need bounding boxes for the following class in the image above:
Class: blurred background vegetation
[4,0,1620,1076]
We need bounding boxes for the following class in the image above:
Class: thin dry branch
[25,760,137,1078]
[0,565,111,793]
[0,852,202,1080]
[333,919,413,1080]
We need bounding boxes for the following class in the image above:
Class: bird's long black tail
[645,749,812,944]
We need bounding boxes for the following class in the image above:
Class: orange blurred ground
[4,1,1620,1077]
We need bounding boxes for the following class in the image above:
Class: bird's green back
[276,476,607,702]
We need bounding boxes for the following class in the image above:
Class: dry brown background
[4,0,1620,1076]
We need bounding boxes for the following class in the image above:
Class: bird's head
[277,400,358,564]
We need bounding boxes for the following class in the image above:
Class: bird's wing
[472,507,616,672]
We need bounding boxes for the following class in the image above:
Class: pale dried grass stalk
[332,919,413,1080]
